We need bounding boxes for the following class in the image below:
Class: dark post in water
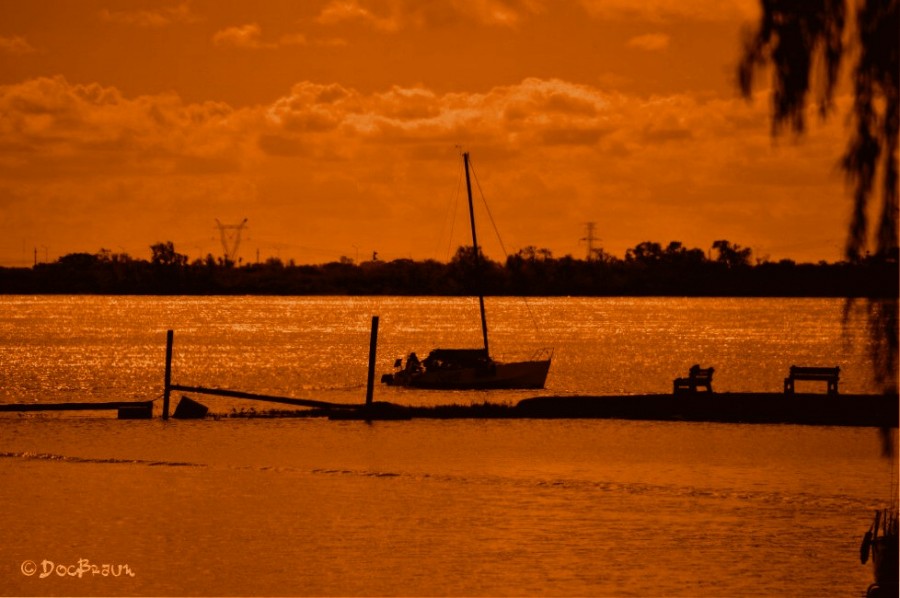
[163,329,173,420]
[365,316,379,407]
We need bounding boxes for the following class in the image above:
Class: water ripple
[0,451,204,468]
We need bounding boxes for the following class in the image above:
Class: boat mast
[463,152,490,357]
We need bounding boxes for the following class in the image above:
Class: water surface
[0,296,893,596]
[0,296,881,407]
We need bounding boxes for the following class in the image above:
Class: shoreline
[223,392,899,428]
[2,392,895,428]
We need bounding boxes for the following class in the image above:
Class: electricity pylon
[580,222,598,261]
[215,218,248,264]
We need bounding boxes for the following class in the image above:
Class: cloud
[0,35,36,54]
[0,75,850,265]
[316,0,540,31]
[256,78,616,156]
[213,23,271,48]
[317,0,398,31]
[0,75,838,181]
[0,76,246,179]
[538,126,609,146]
[98,2,200,27]
[627,33,670,51]
[579,0,758,22]
[213,24,308,49]
[462,0,540,27]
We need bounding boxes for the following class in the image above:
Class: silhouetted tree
[57,252,100,268]
[450,245,484,268]
[712,239,752,268]
[739,0,898,261]
[589,247,617,264]
[5,237,896,295]
[514,246,554,262]
[150,242,188,267]
[625,241,664,263]
[449,245,501,293]
[739,1,898,452]
[663,241,706,266]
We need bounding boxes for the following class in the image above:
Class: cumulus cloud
[317,0,398,31]
[98,2,200,27]
[0,74,834,181]
[579,0,757,22]
[0,35,36,54]
[213,23,309,49]
[0,76,246,179]
[0,75,850,264]
[316,0,540,31]
[256,77,617,156]
[464,0,539,27]
[627,33,670,51]
[213,23,270,48]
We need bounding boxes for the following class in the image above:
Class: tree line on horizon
[0,239,895,297]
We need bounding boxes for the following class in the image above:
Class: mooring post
[163,329,173,420]
[365,316,379,408]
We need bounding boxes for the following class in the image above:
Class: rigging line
[467,158,545,343]
[437,157,465,261]
[468,159,510,257]
[447,163,464,260]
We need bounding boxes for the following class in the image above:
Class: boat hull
[383,359,551,390]
[872,536,899,589]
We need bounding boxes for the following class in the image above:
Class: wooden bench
[784,365,840,395]
[674,365,714,394]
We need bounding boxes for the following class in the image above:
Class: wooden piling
[365,316,379,407]
[163,329,173,420]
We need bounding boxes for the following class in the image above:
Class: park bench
[674,365,714,394]
[783,365,840,395]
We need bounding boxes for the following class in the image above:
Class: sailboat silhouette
[381,152,552,390]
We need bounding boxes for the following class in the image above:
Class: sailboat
[381,152,552,390]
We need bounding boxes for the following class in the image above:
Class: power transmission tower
[580,222,598,261]
[215,218,248,264]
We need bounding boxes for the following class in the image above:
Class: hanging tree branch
[738,0,898,261]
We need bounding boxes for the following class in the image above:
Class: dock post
[163,329,173,420]
[365,316,379,408]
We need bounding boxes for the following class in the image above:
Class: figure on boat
[382,347,550,390]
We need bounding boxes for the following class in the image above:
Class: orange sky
[0,0,860,266]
